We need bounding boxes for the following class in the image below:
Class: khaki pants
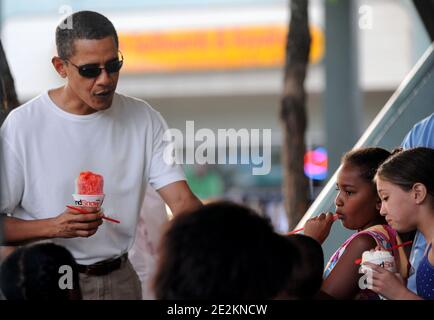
[79,259,142,300]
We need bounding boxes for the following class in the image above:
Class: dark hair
[153,201,296,300]
[56,11,119,59]
[283,235,324,299]
[376,147,434,197]
[0,243,81,300]
[342,147,392,182]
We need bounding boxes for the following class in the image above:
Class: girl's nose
[379,202,387,216]
[335,191,344,207]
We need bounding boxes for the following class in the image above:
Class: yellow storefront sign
[119,25,324,73]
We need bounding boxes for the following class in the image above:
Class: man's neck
[48,86,97,115]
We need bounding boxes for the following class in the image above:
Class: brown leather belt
[77,253,128,276]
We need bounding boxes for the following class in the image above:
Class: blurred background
[0,0,431,233]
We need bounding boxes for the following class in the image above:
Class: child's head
[280,234,324,299]
[152,201,295,300]
[375,147,434,233]
[0,243,81,300]
[335,147,391,230]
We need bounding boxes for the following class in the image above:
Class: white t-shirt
[0,91,185,265]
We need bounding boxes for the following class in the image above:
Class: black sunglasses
[63,52,124,78]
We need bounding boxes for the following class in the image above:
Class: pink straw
[287,213,339,235]
[66,205,120,224]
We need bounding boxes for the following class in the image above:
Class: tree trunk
[0,39,20,124]
[280,0,311,229]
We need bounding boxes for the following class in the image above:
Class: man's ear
[52,56,67,78]
[412,183,427,205]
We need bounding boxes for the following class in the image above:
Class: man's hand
[50,206,104,238]
[303,212,336,244]
[1,207,104,245]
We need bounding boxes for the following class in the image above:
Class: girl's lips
[336,213,345,220]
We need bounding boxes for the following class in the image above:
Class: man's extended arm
[157,181,203,216]
[1,207,103,245]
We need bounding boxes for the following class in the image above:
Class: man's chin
[94,104,112,111]
[90,98,113,111]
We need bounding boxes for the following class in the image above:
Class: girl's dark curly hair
[153,201,297,300]
[0,243,81,300]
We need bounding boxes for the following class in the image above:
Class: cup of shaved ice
[72,171,105,209]
[360,249,397,299]
[360,250,396,274]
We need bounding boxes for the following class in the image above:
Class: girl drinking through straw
[304,147,411,299]
[364,147,434,300]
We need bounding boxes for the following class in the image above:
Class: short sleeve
[0,136,24,215]
[401,113,434,149]
[147,111,186,191]
[401,129,414,149]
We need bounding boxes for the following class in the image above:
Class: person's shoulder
[114,92,159,115]
[407,113,434,135]
[414,113,434,129]
[1,93,46,135]
[327,233,376,274]
[402,113,434,148]
[114,93,167,129]
[346,232,378,253]
[5,94,46,121]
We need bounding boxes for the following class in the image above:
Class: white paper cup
[360,250,396,274]
[360,250,396,300]
[72,194,105,209]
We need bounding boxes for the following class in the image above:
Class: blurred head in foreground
[153,201,297,299]
[0,243,81,300]
[281,234,324,299]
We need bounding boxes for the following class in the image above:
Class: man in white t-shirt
[0,11,202,300]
